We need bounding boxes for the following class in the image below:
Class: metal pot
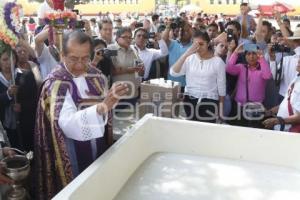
[2,155,30,200]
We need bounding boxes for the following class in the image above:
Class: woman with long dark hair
[170,30,226,123]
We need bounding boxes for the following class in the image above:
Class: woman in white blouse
[170,30,226,123]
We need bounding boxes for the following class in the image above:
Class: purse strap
[275,53,284,86]
[245,65,249,102]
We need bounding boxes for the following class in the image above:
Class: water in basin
[114,152,300,200]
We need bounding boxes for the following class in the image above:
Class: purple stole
[34,65,112,199]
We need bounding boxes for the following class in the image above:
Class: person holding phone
[90,38,115,87]
[235,2,256,37]
[226,43,272,128]
[108,27,144,106]
[132,28,168,80]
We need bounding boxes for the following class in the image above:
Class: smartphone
[227,29,234,42]
[134,60,143,68]
[135,22,143,28]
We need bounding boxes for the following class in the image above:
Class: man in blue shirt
[162,19,193,88]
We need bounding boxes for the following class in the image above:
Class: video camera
[148,32,156,39]
[75,20,85,29]
[135,22,143,28]
[72,9,85,30]
[96,48,118,58]
[271,43,291,53]
[146,32,156,48]
[170,17,185,30]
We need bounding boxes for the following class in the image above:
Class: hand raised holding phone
[134,60,145,76]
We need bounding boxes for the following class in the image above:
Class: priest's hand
[96,83,129,114]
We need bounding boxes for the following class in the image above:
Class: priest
[34,30,128,199]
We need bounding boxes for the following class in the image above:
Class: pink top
[226,52,272,105]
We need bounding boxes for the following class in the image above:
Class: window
[210,0,214,4]
[218,0,222,4]
[226,0,230,4]
[233,0,236,4]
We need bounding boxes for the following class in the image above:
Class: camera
[146,41,155,49]
[96,49,118,58]
[72,9,79,15]
[271,43,291,53]
[135,22,143,28]
[227,29,234,42]
[146,32,156,48]
[148,32,156,39]
[170,17,185,30]
[75,20,85,29]
[157,24,166,33]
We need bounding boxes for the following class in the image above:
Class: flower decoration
[0,1,21,48]
[44,10,77,58]
[44,10,77,29]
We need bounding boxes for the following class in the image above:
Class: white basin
[53,114,300,200]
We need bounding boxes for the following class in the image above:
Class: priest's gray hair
[62,30,93,55]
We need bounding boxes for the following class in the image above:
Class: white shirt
[91,24,100,37]
[275,76,300,131]
[264,52,284,65]
[37,44,58,80]
[37,1,54,19]
[270,47,300,96]
[58,76,107,141]
[99,35,115,45]
[132,39,168,79]
[150,23,158,33]
[170,54,226,101]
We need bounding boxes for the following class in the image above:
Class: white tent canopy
[180,4,201,13]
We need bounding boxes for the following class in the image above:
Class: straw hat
[287,27,300,40]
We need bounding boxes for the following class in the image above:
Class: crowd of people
[0,0,300,199]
